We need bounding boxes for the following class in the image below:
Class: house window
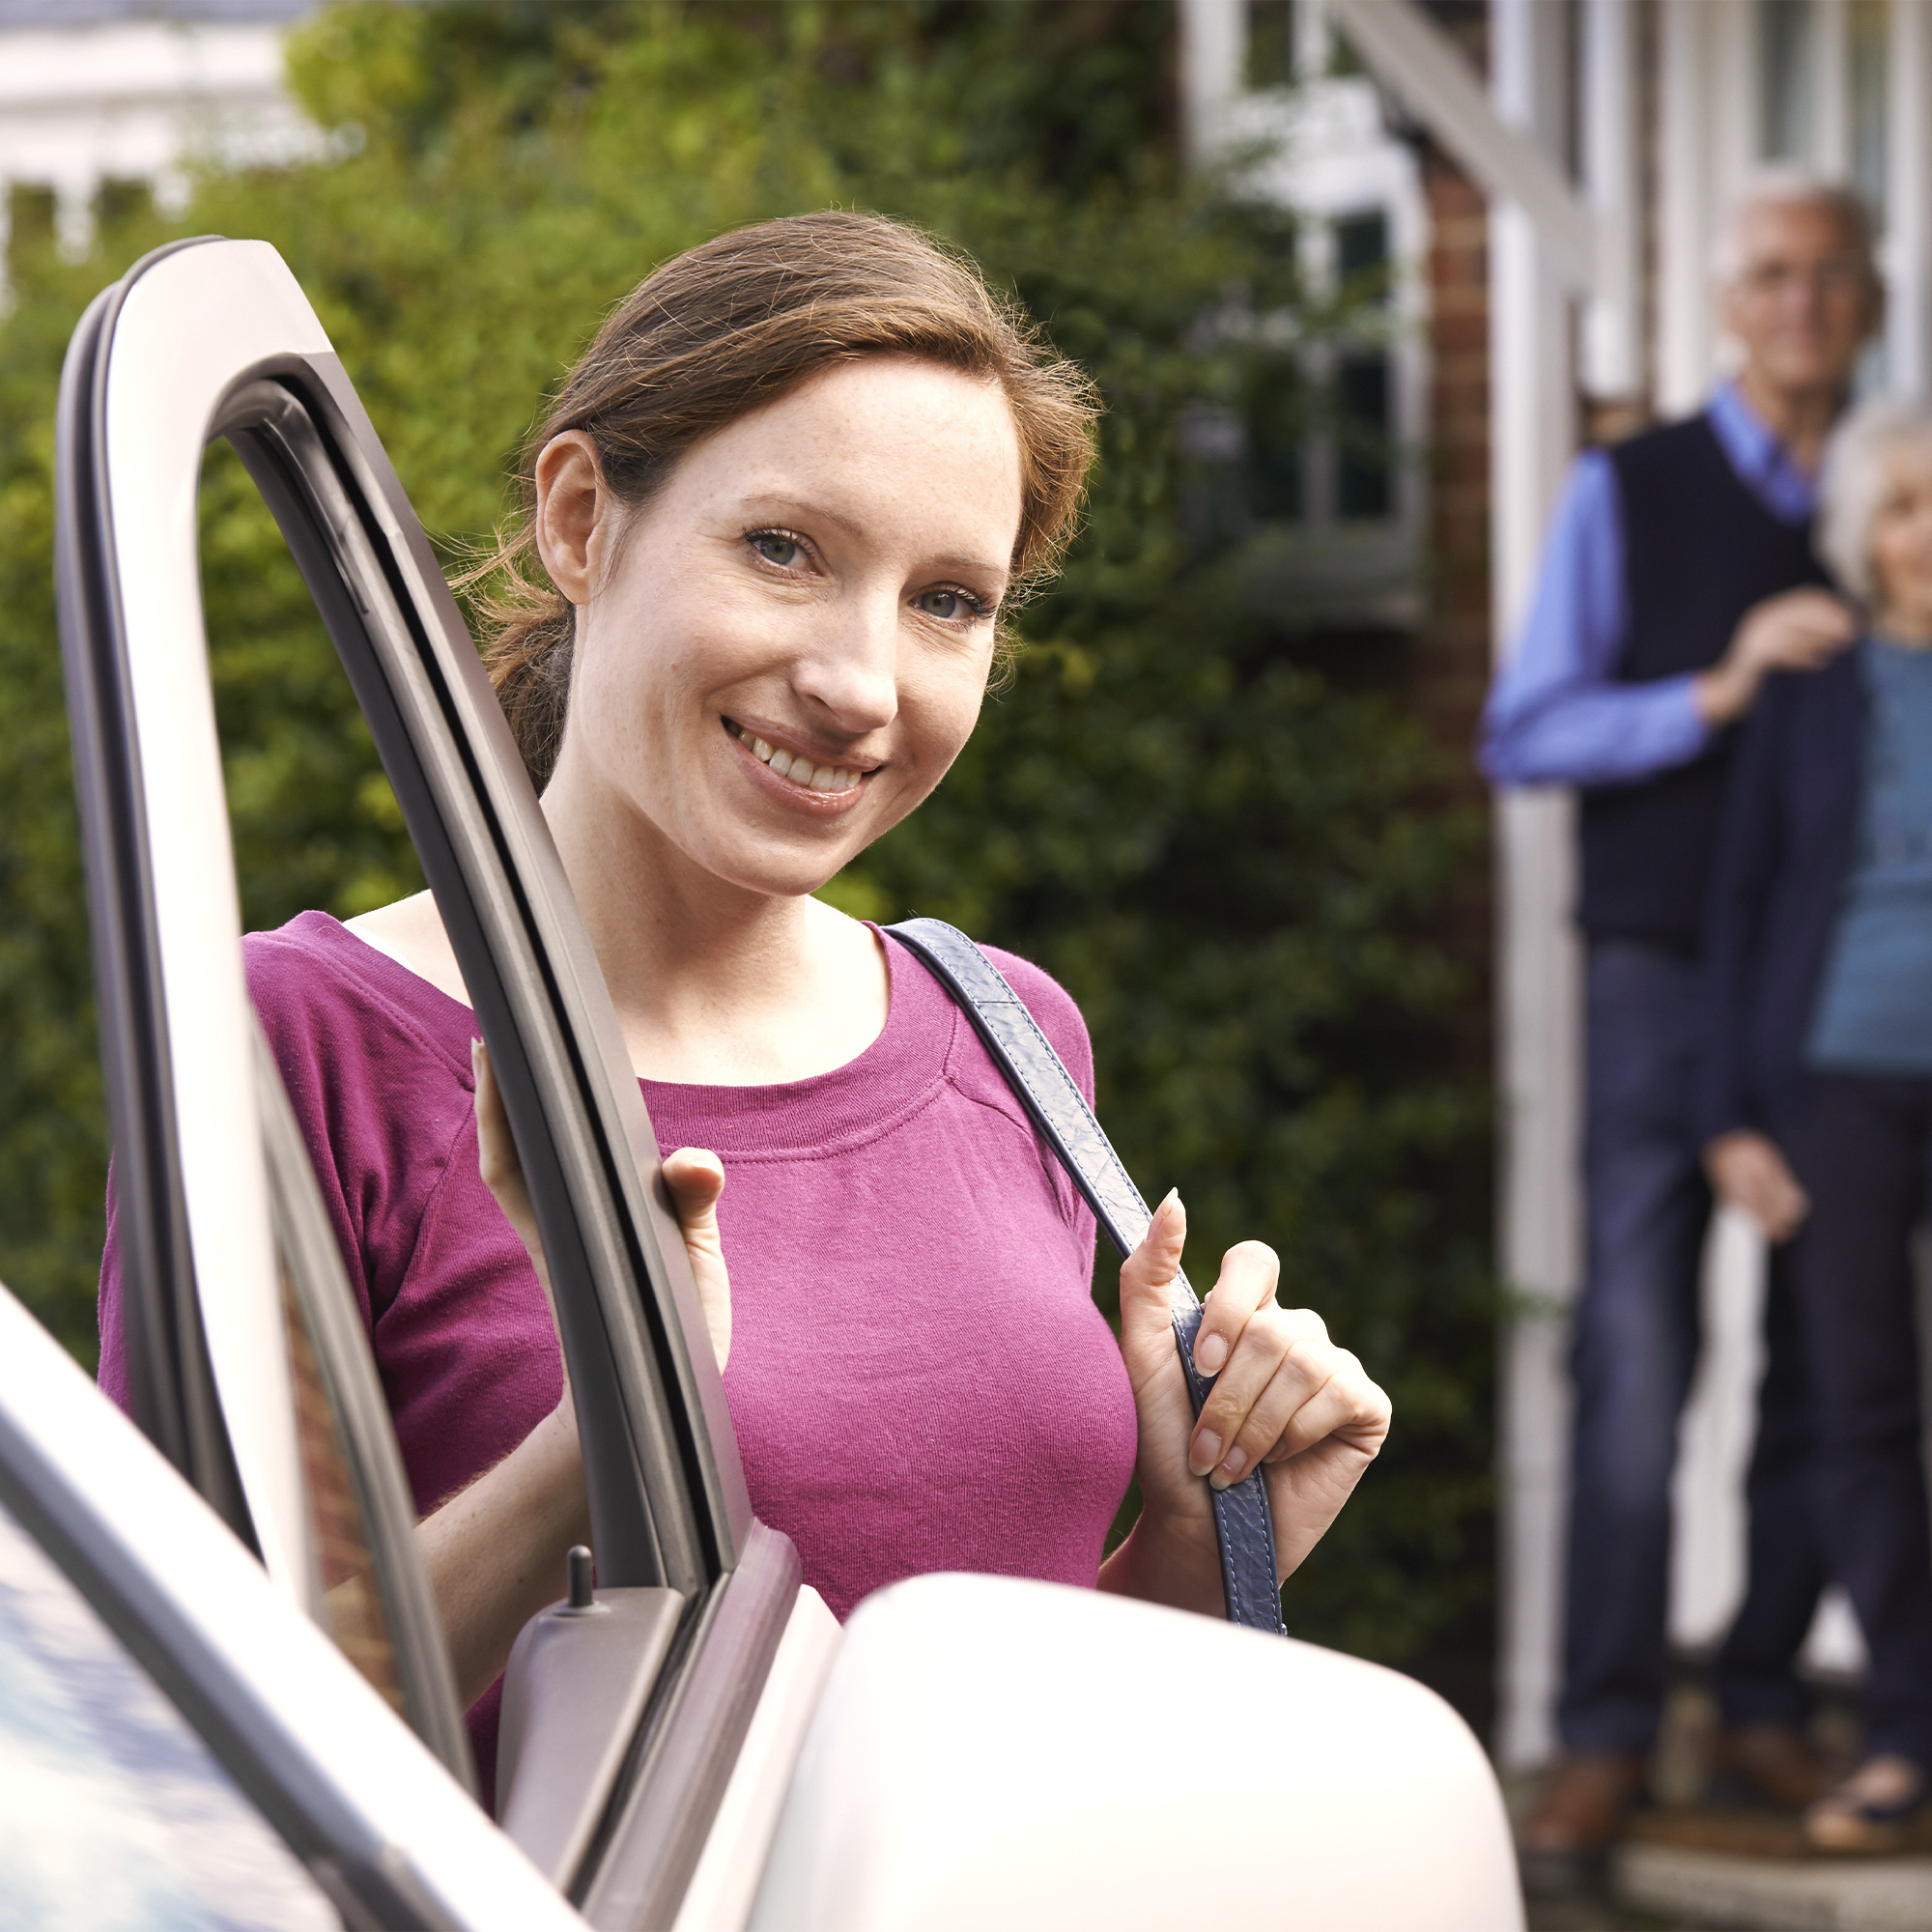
[1335,210,1390,305]
[1245,1,1296,90]
[1850,0,1888,219]
[1331,211,1392,520]
[1243,355,1306,523]
[1337,354,1392,518]
[1759,0,1815,162]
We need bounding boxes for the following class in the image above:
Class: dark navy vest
[1581,414,1831,952]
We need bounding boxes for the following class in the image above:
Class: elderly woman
[1702,396,1932,1851]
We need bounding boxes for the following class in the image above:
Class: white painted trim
[1814,0,1852,179]
[1177,0,1241,164]
[1581,0,1642,397]
[1657,0,1714,414]
[1888,0,1932,394]
[1326,0,1602,294]
[1710,0,1760,262]
[1490,0,1584,1776]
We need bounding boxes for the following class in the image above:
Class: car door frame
[53,233,801,1918]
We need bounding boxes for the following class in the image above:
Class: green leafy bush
[0,0,1492,1714]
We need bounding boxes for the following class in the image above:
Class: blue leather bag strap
[886,918,1286,1635]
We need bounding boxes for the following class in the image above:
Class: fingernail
[1194,1329,1228,1376]
[1211,1447,1248,1491]
[1189,1429,1221,1476]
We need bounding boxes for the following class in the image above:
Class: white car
[5,233,1524,1931]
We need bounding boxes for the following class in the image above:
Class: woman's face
[537,356,1025,900]
[1867,440,1932,634]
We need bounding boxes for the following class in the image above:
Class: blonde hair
[1818,395,1932,603]
[468,212,1100,789]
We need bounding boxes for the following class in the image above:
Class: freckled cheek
[888,673,989,802]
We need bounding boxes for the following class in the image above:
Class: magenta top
[98,912,1137,1794]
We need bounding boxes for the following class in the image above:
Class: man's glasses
[1735,257,1873,299]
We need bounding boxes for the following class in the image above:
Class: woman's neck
[1870,604,1932,650]
[346,766,893,1086]
[543,773,890,1087]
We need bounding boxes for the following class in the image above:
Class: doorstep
[1614,1839,1932,1930]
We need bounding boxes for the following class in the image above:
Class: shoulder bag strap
[886,918,1286,1635]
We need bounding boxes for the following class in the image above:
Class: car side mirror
[749,1573,1523,1932]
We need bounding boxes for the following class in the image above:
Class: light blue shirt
[1805,639,1932,1074]
[1480,383,1820,788]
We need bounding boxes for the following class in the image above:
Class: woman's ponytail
[464,532,576,792]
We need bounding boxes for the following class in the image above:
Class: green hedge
[0,1,1493,1715]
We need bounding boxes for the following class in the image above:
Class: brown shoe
[1804,1754,1930,1854]
[1518,1751,1647,1854]
[1712,1722,1828,1812]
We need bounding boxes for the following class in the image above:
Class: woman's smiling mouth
[724,718,869,797]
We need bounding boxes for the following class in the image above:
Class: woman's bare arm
[419,1405,593,1711]
[416,1044,728,1709]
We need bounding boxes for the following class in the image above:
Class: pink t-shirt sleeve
[97,915,490,1416]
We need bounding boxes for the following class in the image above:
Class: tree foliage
[0,1,1492,1711]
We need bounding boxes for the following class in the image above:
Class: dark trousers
[1780,1074,1932,1768]
[1558,942,1825,1756]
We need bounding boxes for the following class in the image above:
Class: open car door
[53,235,827,1927]
[47,234,1523,1932]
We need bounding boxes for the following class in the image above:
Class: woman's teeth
[743,731,861,794]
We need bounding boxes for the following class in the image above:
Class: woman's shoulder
[962,939,1094,1101]
[245,909,475,1086]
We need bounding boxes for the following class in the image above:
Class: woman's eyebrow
[734,494,865,540]
[926,554,1010,582]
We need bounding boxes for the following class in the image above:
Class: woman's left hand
[1101,1190,1391,1615]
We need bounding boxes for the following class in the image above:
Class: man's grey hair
[1818,396,1932,603]
[1711,169,1878,287]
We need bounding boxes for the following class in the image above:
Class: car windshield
[0,1499,338,1932]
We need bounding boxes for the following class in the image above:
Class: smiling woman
[528,353,1025,965]
[96,212,1391,1796]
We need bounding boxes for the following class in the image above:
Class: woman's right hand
[1705,1128,1810,1242]
[471,1039,732,1373]
[661,1148,731,1372]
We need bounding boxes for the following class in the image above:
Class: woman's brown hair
[469,210,1100,788]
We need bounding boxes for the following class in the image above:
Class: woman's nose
[792,594,899,731]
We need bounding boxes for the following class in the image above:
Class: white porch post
[1888,0,1932,394]
[1178,0,1243,166]
[1814,0,1852,181]
[1492,0,1583,1773]
[1656,0,1714,416]
[1580,0,1641,399]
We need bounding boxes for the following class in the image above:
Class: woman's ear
[532,431,607,607]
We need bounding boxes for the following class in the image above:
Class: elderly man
[1483,177,1882,1858]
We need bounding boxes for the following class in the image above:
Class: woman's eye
[916,587,982,622]
[751,531,803,568]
